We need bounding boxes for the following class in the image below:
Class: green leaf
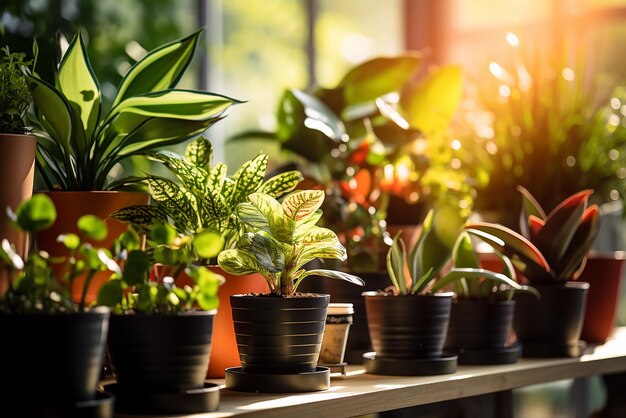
[250,232,286,273]
[80,245,107,271]
[452,233,480,269]
[431,268,525,293]
[258,170,303,198]
[229,154,268,205]
[122,250,151,285]
[298,269,364,286]
[147,176,197,230]
[208,163,227,191]
[464,223,550,275]
[400,65,463,135]
[113,29,204,106]
[24,72,73,150]
[57,33,101,141]
[296,227,346,267]
[517,185,547,221]
[185,136,213,169]
[339,54,422,105]
[193,229,223,259]
[150,223,178,245]
[57,233,80,250]
[1,239,24,270]
[388,234,407,294]
[149,150,208,193]
[110,205,168,234]
[218,248,268,276]
[282,190,325,222]
[15,194,57,232]
[557,205,600,280]
[247,193,295,243]
[199,188,230,229]
[236,202,270,231]
[97,281,123,307]
[77,215,107,241]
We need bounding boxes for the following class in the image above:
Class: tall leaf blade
[57,33,101,141]
[298,269,364,286]
[557,205,600,280]
[113,29,204,106]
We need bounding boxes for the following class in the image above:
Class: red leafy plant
[464,186,600,284]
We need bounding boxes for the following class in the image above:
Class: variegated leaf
[147,176,198,231]
[295,209,323,238]
[236,202,270,231]
[250,232,286,273]
[208,162,227,191]
[297,269,364,286]
[248,193,295,243]
[221,178,235,201]
[282,190,325,222]
[149,151,208,194]
[199,187,230,230]
[110,205,168,234]
[258,170,303,198]
[296,242,347,269]
[185,136,213,169]
[218,248,269,277]
[229,154,268,205]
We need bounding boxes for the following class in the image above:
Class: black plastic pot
[107,310,215,393]
[514,282,589,357]
[0,307,110,406]
[446,299,515,349]
[231,294,330,374]
[363,291,453,359]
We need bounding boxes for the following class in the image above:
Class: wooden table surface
[117,328,626,418]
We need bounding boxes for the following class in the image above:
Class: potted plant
[443,232,538,365]
[0,45,37,293]
[97,223,224,414]
[24,29,239,301]
[363,210,518,376]
[0,194,113,416]
[111,136,303,376]
[465,186,600,357]
[217,190,364,392]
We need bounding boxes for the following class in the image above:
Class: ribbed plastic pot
[363,291,453,359]
[0,307,109,404]
[107,310,215,393]
[445,299,515,350]
[514,282,589,350]
[231,294,330,374]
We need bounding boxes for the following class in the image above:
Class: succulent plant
[465,187,600,284]
[217,190,364,296]
[385,210,525,297]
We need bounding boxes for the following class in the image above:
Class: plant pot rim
[452,298,515,305]
[0,305,110,317]
[40,190,148,196]
[361,291,454,298]
[0,132,36,138]
[111,309,217,317]
[231,293,330,299]
[532,281,590,290]
[587,251,626,261]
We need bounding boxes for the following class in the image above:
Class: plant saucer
[7,390,115,418]
[103,382,219,414]
[453,344,520,365]
[520,340,587,358]
[225,366,330,393]
[363,352,458,376]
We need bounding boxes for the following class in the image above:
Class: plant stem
[79,270,97,313]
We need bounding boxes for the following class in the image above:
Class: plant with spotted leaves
[218,190,364,297]
[112,137,303,253]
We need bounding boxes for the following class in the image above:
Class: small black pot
[363,291,453,359]
[445,299,515,350]
[231,294,330,374]
[107,310,215,393]
[0,307,110,405]
[514,282,589,357]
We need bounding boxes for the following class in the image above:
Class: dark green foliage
[0,46,33,134]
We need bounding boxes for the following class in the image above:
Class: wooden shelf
[117,328,626,418]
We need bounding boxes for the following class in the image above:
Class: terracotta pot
[0,133,36,294]
[36,191,149,302]
[580,253,626,343]
[171,266,268,378]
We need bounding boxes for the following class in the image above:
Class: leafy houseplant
[217,190,363,391]
[363,210,522,374]
[26,28,239,302]
[97,223,225,414]
[465,187,600,357]
[0,194,112,415]
[0,45,37,294]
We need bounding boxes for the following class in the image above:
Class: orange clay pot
[171,266,268,378]
[0,134,36,294]
[35,191,149,302]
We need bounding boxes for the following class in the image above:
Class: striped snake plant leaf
[113,29,204,107]
[282,190,325,222]
[229,154,268,205]
[185,136,213,170]
[57,33,101,143]
[247,193,295,243]
[257,170,303,198]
